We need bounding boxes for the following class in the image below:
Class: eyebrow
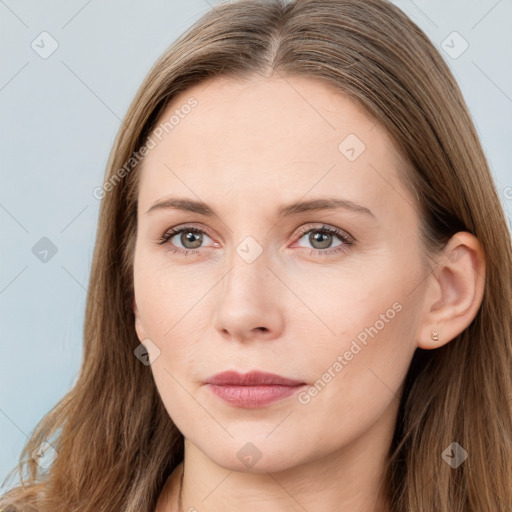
[145,196,375,220]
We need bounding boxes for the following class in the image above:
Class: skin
[132,74,486,512]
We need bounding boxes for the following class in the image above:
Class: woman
[1,0,510,511]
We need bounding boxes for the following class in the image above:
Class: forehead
[137,75,412,221]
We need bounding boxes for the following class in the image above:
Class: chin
[197,435,316,475]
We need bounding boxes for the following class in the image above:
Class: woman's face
[133,75,429,473]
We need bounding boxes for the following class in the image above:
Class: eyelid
[157,222,355,254]
[293,223,355,243]
[157,223,216,246]
[159,222,354,242]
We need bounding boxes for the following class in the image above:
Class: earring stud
[431,331,439,342]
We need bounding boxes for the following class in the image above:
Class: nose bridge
[211,230,285,339]
[219,207,271,283]
[224,234,271,299]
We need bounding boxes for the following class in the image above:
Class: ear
[416,231,486,349]
[133,296,146,342]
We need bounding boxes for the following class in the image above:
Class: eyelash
[156,224,354,257]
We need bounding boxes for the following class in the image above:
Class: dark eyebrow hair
[145,196,374,219]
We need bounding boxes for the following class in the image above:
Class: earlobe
[417,231,486,350]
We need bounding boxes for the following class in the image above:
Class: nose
[212,246,285,343]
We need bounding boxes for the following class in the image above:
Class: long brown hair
[2,1,511,510]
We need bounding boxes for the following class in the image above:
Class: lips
[204,370,307,408]
[204,370,305,386]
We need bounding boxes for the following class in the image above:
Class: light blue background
[1,0,511,491]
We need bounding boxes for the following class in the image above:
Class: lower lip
[205,384,306,408]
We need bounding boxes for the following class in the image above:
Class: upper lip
[204,370,305,386]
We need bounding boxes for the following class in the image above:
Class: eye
[156,223,354,257]
[157,225,215,255]
[293,224,354,256]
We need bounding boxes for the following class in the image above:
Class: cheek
[293,257,421,411]
[133,256,206,337]
[292,305,417,456]
[149,360,208,443]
